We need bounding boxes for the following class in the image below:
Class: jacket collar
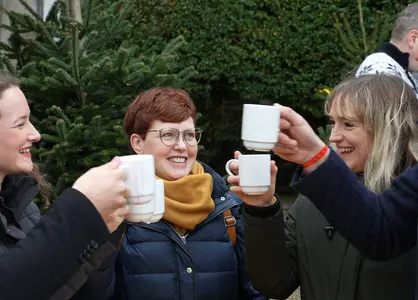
[377,42,410,71]
[199,161,241,211]
[132,162,241,233]
[0,174,38,215]
[200,161,229,199]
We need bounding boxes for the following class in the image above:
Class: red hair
[123,87,196,137]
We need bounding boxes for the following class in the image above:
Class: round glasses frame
[146,128,203,146]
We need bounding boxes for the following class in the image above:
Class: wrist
[259,196,276,207]
[303,146,330,174]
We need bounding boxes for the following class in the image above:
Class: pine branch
[163,35,186,54]
[30,40,57,57]
[19,76,39,88]
[66,124,83,141]
[40,133,61,144]
[0,41,12,52]
[7,11,32,30]
[77,30,98,59]
[19,61,37,74]
[59,36,70,53]
[0,56,17,74]
[357,0,368,55]
[333,14,360,54]
[84,0,93,27]
[115,48,131,70]
[38,22,60,51]
[56,120,66,140]
[55,68,78,86]
[0,24,21,33]
[340,14,361,52]
[17,0,43,22]
[44,76,65,87]
[40,60,61,75]
[80,63,101,83]
[47,57,72,73]
[70,22,86,105]
[48,105,72,125]
[23,14,38,30]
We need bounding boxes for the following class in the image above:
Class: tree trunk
[68,0,82,23]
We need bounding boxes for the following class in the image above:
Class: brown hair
[123,87,197,137]
[0,70,20,100]
[0,70,53,206]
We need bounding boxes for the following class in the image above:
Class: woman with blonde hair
[229,74,418,299]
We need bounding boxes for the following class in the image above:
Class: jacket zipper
[166,223,188,245]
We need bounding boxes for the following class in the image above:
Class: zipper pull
[324,226,335,239]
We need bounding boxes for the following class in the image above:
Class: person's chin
[18,162,34,173]
[168,167,191,180]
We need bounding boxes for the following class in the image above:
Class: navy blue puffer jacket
[111,163,267,300]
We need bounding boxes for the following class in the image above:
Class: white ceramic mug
[241,104,280,152]
[127,201,155,222]
[147,179,165,223]
[119,155,155,204]
[225,154,271,195]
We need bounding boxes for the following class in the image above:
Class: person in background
[356,3,418,96]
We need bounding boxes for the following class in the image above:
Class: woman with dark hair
[0,71,51,251]
[111,87,267,300]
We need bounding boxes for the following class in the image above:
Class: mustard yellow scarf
[162,162,215,234]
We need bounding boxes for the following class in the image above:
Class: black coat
[0,176,119,300]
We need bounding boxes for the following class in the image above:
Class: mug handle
[225,159,239,176]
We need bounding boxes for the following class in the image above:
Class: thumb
[108,156,121,169]
[275,104,302,126]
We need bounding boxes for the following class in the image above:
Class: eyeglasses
[146,128,203,146]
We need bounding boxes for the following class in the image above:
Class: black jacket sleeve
[67,224,125,300]
[0,188,111,300]
[291,149,418,260]
[243,199,300,299]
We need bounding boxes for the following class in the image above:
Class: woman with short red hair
[110,87,267,300]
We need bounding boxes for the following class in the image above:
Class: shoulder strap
[223,209,236,246]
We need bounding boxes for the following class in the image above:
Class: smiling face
[0,86,41,181]
[130,117,198,181]
[328,95,373,173]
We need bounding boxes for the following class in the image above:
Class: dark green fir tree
[0,0,196,196]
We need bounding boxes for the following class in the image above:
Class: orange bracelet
[302,145,329,168]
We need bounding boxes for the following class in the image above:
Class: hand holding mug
[272,104,328,169]
[72,157,130,233]
[226,151,277,207]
